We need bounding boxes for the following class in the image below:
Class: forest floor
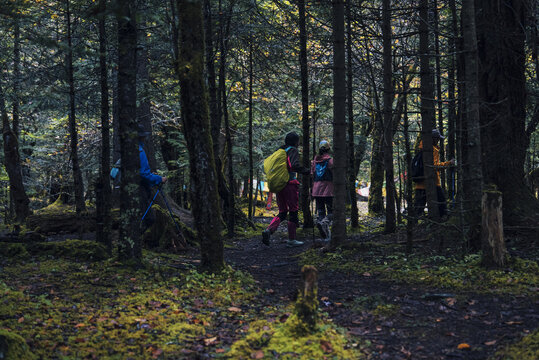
[0,201,538,359]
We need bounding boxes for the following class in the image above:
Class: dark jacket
[281,145,310,181]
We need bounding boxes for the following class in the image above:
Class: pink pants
[267,181,299,240]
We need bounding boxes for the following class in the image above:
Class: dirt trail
[225,227,539,360]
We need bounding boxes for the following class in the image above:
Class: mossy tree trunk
[346,1,359,229]
[368,121,384,215]
[481,186,507,268]
[96,0,111,253]
[294,265,318,333]
[117,0,142,261]
[330,0,347,248]
[382,0,396,233]
[476,0,539,226]
[419,0,440,220]
[66,0,86,215]
[298,0,313,229]
[0,80,29,223]
[462,0,483,248]
[177,0,224,272]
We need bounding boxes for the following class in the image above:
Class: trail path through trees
[226,218,539,359]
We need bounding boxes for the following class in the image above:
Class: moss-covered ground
[0,240,361,359]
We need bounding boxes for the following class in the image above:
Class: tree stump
[294,265,318,333]
[481,185,507,268]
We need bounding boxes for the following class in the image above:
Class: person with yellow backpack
[262,132,310,247]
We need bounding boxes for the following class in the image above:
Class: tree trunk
[446,0,458,202]
[12,18,20,138]
[330,0,347,249]
[462,0,483,248]
[382,0,396,233]
[298,0,313,228]
[481,185,507,268]
[177,0,224,272]
[117,0,142,261]
[136,46,157,169]
[368,119,384,215]
[248,41,254,220]
[476,0,539,225]
[294,265,318,333]
[95,0,111,253]
[66,0,86,215]
[403,82,414,253]
[346,0,358,228]
[419,0,440,220]
[0,81,29,223]
[433,0,446,191]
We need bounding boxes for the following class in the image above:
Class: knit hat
[319,140,330,150]
[432,128,444,139]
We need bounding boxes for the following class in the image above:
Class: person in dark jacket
[311,140,334,239]
[262,132,310,247]
[413,128,454,218]
[139,124,167,232]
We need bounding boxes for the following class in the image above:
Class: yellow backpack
[263,147,292,193]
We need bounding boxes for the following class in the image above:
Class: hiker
[262,132,310,247]
[413,128,454,218]
[311,140,334,240]
[139,124,167,232]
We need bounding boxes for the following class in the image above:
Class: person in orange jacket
[414,128,455,217]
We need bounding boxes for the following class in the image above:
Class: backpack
[263,146,292,193]
[314,159,332,182]
[410,151,424,182]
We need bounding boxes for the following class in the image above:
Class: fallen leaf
[151,348,163,359]
[172,288,179,296]
[362,272,371,277]
[457,343,471,350]
[505,321,523,325]
[203,337,218,346]
[74,323,86,328]
[228,307,242,313]
[266,289,275,294]
[320,340,333,353]
[18,317,24,323]
[321,296,329,301]
[216,349,226,353]
[484,340,497,346]
[251,350,264,359]
[445,332,456,337]
[446,298,457,306]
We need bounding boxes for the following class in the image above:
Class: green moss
[492,330,539,359]
[228,314,362,359]
[0,242,29,259]
[299,249,539,296]
[34,196,74,215]
[0,329,37,360]
[26,239,108,261]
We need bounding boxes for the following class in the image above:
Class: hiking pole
[141,187,160,223]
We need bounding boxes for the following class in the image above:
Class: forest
[0,0,538,359]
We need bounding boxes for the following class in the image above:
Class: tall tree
[298,0,313,228]
[248,40,254,219]
[476,0,539,225]
[95,0,111,252]
[419,0,440,220]
[12,17,20,138]
[0,79,29,223]
[461,0,483,247]
[346,0,359,228]
[177,0,224,271]
[330,0,347,248]
[117,0,142,261]
[382,0,396,232]
[66,0,86,214]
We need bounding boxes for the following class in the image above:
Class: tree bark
[12,18,20,138]
[298,0,313,228]
[248,41,254,220]
[330,0,347,248]
[419,0,440,220]
[0,80,29,223]
[177,0,224,272]
[66,0,86,215]
[294,265,318,333]
[476,0,539,225]
[382,0,396,233]
[433,0,446,191]
[462,0,483,247]
[446,0,458,202]
[481,185,507,268]
[95,0,111,253]
[117,0,142,261]
[346,0,358,228]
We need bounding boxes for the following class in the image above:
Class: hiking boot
[286,239,304,247]
[316,221,327,239]
[262,229,271,246]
